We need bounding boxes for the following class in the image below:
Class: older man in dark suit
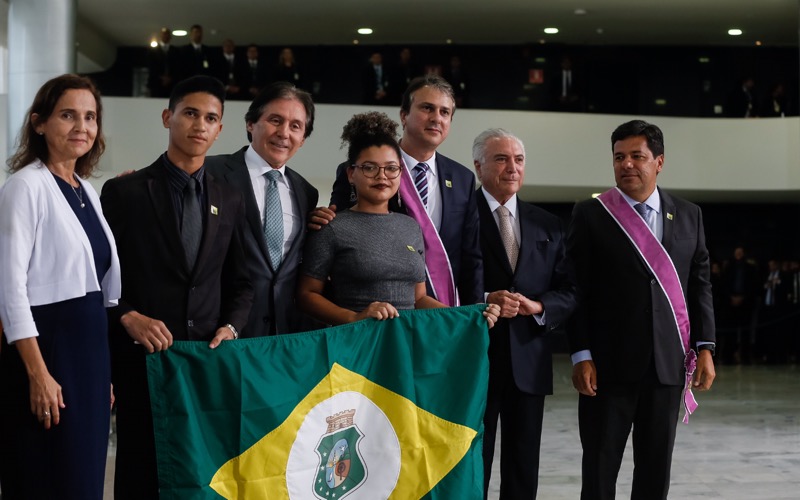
[315,75,483,306]
[566,120,716,500]
[207,82,319,336]
[474,128,576,499]
[101,76,253,499]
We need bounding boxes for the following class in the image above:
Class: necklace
[71,183,85,208]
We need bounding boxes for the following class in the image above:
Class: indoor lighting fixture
[728,29,743,36]
[357,28,373,35]
[172,29,187,36]
[544,27,559,34]
[150,40,158,48]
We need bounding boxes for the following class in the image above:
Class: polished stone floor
[99,355,799,499]
[486,355,800,499]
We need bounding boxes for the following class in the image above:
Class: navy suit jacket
[478,192,576,395]
[207,147,319,336]
[565,188,715,386]
[330,153,483,304]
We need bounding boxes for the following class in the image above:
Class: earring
[349,183,357,202]
[396,188,402,208]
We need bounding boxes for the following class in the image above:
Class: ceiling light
[698,56,710,63]
[446,39,453,44]
[172,29,187,37]
[728,29,743,36]
[357,28,373,35]
[352,39,359,45]
[150,40,158,48]
[544,27,559,34]
[574,8,587,15]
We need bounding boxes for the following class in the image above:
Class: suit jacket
[101,157,253,349]
[330,154,484,305]
[179,43,215,80]
[147,44,180,98]
[565,188,715,386]
[478,192,576,395]
[207,147,319,336]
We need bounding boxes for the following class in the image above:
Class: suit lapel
[224,149,272,266]
[660,188,676,254]
[516,201,539,272]
[283,168,309,266]
[195,174,222,273]
[436,156,454,212]
[145,165,189,276]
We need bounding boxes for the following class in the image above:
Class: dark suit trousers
[483,339,545,500]
[578,359,682,500]
[112,347,159,500]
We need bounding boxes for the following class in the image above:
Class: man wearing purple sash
[565,120,716,500]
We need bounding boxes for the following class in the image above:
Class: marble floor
[98,355,799,499]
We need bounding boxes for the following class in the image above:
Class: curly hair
[8,74,105,178]
[340,111,401,166]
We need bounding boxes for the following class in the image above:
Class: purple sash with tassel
[597,188,698,424]
[398,160,458,306]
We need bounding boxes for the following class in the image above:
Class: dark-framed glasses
[352,162,402,179]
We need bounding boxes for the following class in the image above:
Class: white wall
[3,95,799,203]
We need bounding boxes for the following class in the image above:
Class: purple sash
[597,188,698,423]
[398,159,458,306]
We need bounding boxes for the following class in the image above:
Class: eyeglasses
[352,162,402,179]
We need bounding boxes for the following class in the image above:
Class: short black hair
[400,75,456,117]
[610,120,664,157]
[244,81,315,142]
[168,75,225,113]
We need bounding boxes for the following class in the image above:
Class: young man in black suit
[313,75,484,306]
[474,128,576,499]
[101,76,253,499]
[206,82,319,336]
[566,120,716,500]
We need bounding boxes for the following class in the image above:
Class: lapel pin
[445,180,452,188]
[407,245,415,252]
[667,212,673,220]
[211,205,219,215]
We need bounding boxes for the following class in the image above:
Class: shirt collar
[245,145,287,177]
[619,187,660,214]
[481,187,517,218]
[400,148,438,177]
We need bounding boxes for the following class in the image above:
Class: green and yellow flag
[146,305,490,499]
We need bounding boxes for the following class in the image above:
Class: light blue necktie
[634,202,655,235]
[264,170,283,268]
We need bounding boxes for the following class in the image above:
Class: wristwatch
[224,323,239,340]
[697,344,715,356]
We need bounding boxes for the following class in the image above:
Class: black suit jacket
[207,147,319,336]
[478,192,576,395]
[147,45,180,98]
[179,43,215,80]
[101,158,253,346]
[565,188,715,386]
[329,154,483,304]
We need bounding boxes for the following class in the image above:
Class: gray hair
[471,128,525,165]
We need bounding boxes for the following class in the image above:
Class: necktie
[264,170,284,268]
[181,178,202,269]
[496,205,519,271]
[634,202,655,235]
[414,162,429,208]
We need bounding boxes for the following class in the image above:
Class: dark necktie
[414,162,429,208]
[181,178,202,269]
[264,170,284,268]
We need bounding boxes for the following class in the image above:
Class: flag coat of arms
[146,305,490,499]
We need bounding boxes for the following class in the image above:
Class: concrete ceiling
[79,0,798,48]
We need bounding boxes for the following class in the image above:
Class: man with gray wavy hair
[474,128,576,499]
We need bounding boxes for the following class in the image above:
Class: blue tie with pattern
[264,170,283,268]
[634,202,655,235]
[414,162,429,208]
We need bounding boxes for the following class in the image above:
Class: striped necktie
[414,162,429,208]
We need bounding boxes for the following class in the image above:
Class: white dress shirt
[245,145,300,260]
[401,149,442,230]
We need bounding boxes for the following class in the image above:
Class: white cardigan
[0,160,121,343]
